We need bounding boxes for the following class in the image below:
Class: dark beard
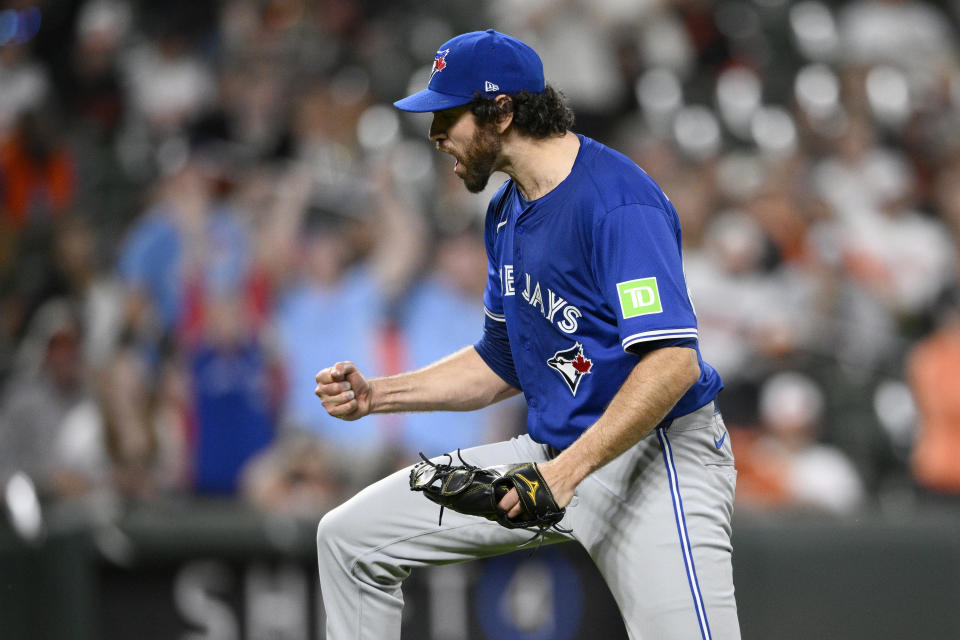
[461,125,501,193]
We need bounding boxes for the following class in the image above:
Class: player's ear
[493,95,514,133]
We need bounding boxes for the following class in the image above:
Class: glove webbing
[415,449,481,527]
[414,450,572,550]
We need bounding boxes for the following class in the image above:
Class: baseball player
[314,30,740,639]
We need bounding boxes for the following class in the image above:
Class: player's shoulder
[578,135,642,171]
[574,135,674,220]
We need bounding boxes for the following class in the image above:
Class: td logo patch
[547,342,593,396]
[617,277,662,318]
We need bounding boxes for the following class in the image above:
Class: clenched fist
[314,361,373,420]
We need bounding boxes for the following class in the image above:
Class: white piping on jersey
[621,328,698,350]
[483,307,506,322]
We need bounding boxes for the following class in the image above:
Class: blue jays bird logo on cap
[431,49,450,79]
[547,342,593,396]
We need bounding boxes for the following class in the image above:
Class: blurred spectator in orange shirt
[734,371,865,515]
[907,294,960,495]
[0,110,75,230]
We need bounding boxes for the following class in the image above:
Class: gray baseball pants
[316,401,740,639]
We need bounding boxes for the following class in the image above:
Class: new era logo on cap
[393,29,545,113]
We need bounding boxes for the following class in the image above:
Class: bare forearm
[371,346,519,413]
[549,347,700,492]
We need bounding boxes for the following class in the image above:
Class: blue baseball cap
[393,29,545,113]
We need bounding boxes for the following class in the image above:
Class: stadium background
[1,0,959,638]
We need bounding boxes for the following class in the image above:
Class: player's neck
[500,131,580,201]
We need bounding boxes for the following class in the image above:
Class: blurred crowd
[1,0,960,529]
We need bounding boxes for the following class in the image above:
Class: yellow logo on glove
[516,473,539,506]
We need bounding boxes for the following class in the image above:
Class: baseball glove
[409,450,568,540]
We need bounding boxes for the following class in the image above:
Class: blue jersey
[474,134,723,450]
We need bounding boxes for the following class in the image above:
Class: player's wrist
[365,375,411,414]
[366,377,384,414]
[540,455,589,502]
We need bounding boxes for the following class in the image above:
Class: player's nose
[428,116,447,143]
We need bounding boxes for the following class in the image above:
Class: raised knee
[316,504,350,557]
[316,502,408,588]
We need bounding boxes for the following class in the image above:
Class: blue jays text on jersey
[474,134,723,451]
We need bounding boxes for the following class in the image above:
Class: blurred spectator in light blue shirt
[397,222,525,458]
[117,157,251,354]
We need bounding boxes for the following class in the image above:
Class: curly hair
[469,84,575,138]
